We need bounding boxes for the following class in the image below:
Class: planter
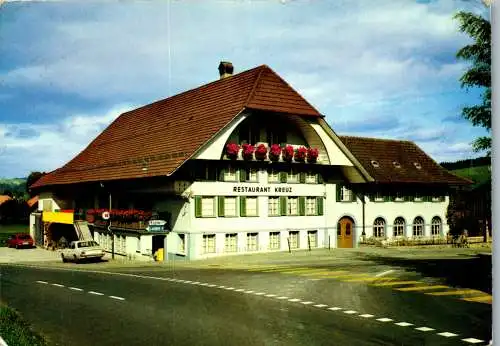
[294,147,307,163]
[282,145,294,162]
[225,142,240,160]
[242,143,255,161]
[269,144,281,162]
[255,144,267,161]
[307,148,319,163]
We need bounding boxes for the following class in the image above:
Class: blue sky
[0,0,490,178]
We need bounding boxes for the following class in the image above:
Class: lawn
[452,165,491,188]
[0,224,29,247]
[0,302,48,346]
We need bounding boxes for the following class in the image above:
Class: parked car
[61,240,105,263]
[7,233,34,249]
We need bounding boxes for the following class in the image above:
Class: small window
[414,162,422,170]
[307,230,318,248]
[431,216,442,236]
[371,160,380,168]
[306,197,317,216]
[305,172,317,184]
[394,191,404,202]
[269,232,281,250]
[224,166,237,181]
[224,197,237,217]
[289,231,299,249]
[287,197,298,216]
[412,217,424,237]
[225,233,237,252]
[178,234,185,253]
[340,186,353,202]
[373,218,385,238]
[268,197,280,216]
[246,197,258,216]
[288,169,298,183]
[246,168,258,182]
[374,191,384,202]
[268,169,279,183]
[201,197,216,217]
[246,233,258,251]
[202,234,216,254]
[393,217,405,237]
[393,161,401,168]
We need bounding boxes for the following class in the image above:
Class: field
[451,165,491,188]
[0,224,28,247]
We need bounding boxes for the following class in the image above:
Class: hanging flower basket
[225,142,240,160]
[307,147,319,163]
[282,145,294,162]
[269,144,281,162]
[255,144,268,161]
[242,143,255,161]
[294,146,307,162]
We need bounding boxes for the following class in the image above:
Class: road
[0,251,492,346]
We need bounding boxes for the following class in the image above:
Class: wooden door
[337,217,354,248]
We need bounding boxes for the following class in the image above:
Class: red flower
[225,142,240,159]
[294,146,307,162]
[242,143,255,160]
[307,147,319,163]
[282,145,294,162]
[255,144,267,160]
[269,144,281,161]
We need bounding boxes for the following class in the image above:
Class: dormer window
[371,160,380,168]
[393,161,401,168]
[414,162,422,170]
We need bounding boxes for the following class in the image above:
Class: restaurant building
[30,62,471,260]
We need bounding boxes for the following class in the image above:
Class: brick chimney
[218,61,234,79]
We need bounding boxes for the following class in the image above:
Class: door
[337,217,354,248]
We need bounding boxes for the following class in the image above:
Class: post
[308,234,311,251]
[109,193,114,260]
[287,237,291,253]
[328,235,331,250]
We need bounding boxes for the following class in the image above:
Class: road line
[254,292,265,295]
[184,280,192,283]
[415,327,435,332]
[343,310,357,314]
[109,295,125,301]
[314,304,328,308]
[371,280,421,287]
[375,270,394,277]
[376,318,393,322]
[276,296,288,300]
[396,285,449,292]
[235,289,245,292]
[426,289,485,296]
[218,285,226,288]
[244,290,255,294]
[265,294,277,297]
[395,322,413,327]
[301,301,314,305]
[208,284,217,287]
[328,307,342,311]
[69,287,83,291]
[359,314,374,318]
[288,298,301,302]
[51,283,64,287]
[462,338,485,344]
[225,287,235,290]
[437,332,458,337]
[36,280,48,284]
[88,291,104,296]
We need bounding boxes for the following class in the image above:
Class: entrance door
[337,217,354,248]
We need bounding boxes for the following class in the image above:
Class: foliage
[294,146,307,162]
[0,303,48,346]
[255,144,267,160]
[454,10,491,155]
[0,178,28,200]
[0,199,29,225]
[452,165,491,188]
[225,142,240,159]
[282,145,294,162]
[269,144,281,161]
[440,156,490,170]
[241,143,255,160]
[26,172,46,196]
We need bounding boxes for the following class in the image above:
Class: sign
[102,211,110,220]
[148,220,168,233]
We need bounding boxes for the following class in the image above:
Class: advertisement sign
[148,220,168,233]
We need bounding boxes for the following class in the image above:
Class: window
[393,161,401,168]
[178,234,185,253]
[269,232,280,250]
[288,197,298,216]
[431,217,441,236]
[373,218,386,238]
[246,197,258,216]
[289,231,299,249]
[414,192,423,202]
[247,168,258,182]
[247,233,258,251]
[393,217,405,237]
[240,122,260,144]
[374,191,384,202]
[413,217,424,237]
[414,162,422,170]
[340,186,353,202]
[225,233,237,252]
[305,172,317,184]
[268,169,279,183]
[224,166,237,181]
[371,160,380,168]
[307,230,318,248]
[201,197,215,217]
[268,197,280,216]
[224,197,237,217]
[306,197,317,216]
[288,169,298,183]
[202,234,216,254]
[394,191,404,202]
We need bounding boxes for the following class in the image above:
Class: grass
[452,165,491,188]
[0,302,48,346]
[0,224,28,247]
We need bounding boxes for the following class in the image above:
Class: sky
[0,0,491,178]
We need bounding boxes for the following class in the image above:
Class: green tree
[454,10,491,154]
[26,172,46,197]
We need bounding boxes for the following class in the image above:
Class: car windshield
[18,234,31,239]
[79,241,99,247]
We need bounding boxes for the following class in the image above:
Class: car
[61,240,105,263]
[7,233,34,249]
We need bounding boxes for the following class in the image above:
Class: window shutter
[299,172,306,184]
[299,197,305,216]
[240,196,247,217]
[239,168,247,182]
[194,196,202,218]
[218,196,225,217]
[280,196,287,216]
[336,184,341,202]
[316,197,324,216]
[218,168,225,181]
[280,172,287,183]
[317,173,324,184]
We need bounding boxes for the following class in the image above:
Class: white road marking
[415,327,435,332]
[277,296,288,300]
[288,298,301,302]
[360,314,374,318]
[301,301,314,305]
[462,338,484,344]
[192,281,200,285]
[376,318,393,322]
[328,307,342,311]
[52,283,64,287]
[244,290,255,294]
[36,280,48,284]
[343,310,357,314]
[437,332,458,337]
[88,291,104,296]
[109,295,125,301]
[208,284,217,287]
[254,292,265,295]
[225,287,235,290]
[395,322,413,327]
[265,294,277,297]
[235,289,245,292]
[375,270,394,277]
[218,285,226,288]
[69,287,83,291]
[184,280,192,283]
[314,304,328,308]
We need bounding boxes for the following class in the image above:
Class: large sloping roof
[32,65,321,188]
[338,136,473,185]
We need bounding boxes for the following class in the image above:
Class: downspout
[361,191,366,246]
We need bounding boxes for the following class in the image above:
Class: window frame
[412,217,425,237]
[373,218,386,238]
[269,231,281,250]
[202,234,216,254]
[268,197,280,217]
[200,196,216,218]
[224,233,237,253]
[246,232,258,251]
[393,217,405,237]
[431,216,441,236]
[287,197,298,216]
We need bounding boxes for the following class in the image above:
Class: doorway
[337,217,354,248]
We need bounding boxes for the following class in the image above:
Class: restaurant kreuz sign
[232,185,292,193]
[224,184,323,197]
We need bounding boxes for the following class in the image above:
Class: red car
[7,233,34,249]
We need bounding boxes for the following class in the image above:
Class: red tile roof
[27,195,39,208]
[32,65,321,188]
[338,136,473,185]
[0,195,12,205]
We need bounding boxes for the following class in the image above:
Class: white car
[61,240,105,263]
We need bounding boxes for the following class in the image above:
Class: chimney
[218,61,234,79]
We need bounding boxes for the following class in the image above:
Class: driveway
[0,247,67,263]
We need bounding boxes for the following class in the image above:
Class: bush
[0,303,48,346]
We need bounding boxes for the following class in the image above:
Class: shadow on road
[360,254,492,294]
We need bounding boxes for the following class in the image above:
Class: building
[30,62,471,260]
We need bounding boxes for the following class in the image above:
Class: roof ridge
[339,135,413,143]
[244,65,266,106]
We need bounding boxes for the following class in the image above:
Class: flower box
[307,147,319,163]
[294,146,307,162]
[255,144,267,161]
[269,144,281,162]
[282,145,294,162]
[242,143,255,161]
[225,142,240,160]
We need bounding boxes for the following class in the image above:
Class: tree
[454,10,491,154]
[26,171,46,197]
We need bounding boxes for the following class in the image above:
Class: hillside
[0,178,27,198]
[451,166,491,189]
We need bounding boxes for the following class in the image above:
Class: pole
[109,193,114,260]
[328,235,331,250]
[287,237,291,253]
[308,234,311,251]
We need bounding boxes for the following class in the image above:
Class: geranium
[294,146,307,162]
[269,144,281,161]
[282,145,294,162]
[307,147,319,163]
[242,143,255,160]
[255,144,267,161]
[225,142,240,159]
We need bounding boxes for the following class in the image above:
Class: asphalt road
[0,260,492,346]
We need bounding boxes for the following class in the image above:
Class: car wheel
[61,254,67,263]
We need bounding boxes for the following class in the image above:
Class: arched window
[373,217,385,238]
[393,217,405,237]
[431,217,442,236]
[413,217,424,237]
